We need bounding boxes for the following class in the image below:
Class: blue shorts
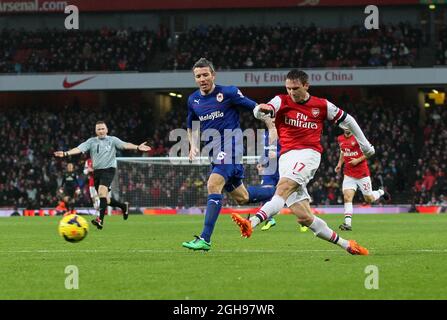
[261,174,279,187]
[211,163,245,193]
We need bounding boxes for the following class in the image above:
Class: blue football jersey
[259,130,280,179]
[187,85,257,163]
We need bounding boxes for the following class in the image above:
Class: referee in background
[54,121,151,229]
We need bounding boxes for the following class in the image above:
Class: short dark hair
[286,69,309,84]
[96,121,106,126]
[192,58,215,73]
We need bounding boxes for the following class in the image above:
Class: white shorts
[89,186,98,199]
[342,175,373,196]
[279,149,321,207]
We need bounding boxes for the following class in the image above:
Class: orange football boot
[347,240,369,255]
[231,213,253,238]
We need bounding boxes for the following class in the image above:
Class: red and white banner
[0,0,419,14]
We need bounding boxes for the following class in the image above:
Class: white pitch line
[0,248,446,254]
[0,249,340,254]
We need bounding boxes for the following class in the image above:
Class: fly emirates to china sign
[231,68,447,87]
[1,68,447,91]
[241,70,354,85]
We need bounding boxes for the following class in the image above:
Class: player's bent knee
[276,181,296,199]
[364,195,374,203]
[295,209,314,226]
[207,185,222,195]
[229,188,249,205]
[297,215,314,226]
[343,193,354,203]
[291,201,313,226]
[235,195,249,205]
[207,177,225,195]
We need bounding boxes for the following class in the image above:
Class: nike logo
[63,76,96,89]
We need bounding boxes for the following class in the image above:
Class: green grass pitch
[0,213,446,300]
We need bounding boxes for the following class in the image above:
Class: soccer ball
[58,214,89,243]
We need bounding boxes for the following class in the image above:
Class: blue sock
[200,194,223,243]
[247,186,276,204]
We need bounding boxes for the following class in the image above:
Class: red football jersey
[338,134,370,179]
[267,94,346,155]
[84,159,95,187]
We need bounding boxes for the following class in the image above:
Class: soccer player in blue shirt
[182,58,276,251]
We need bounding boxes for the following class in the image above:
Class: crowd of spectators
[0,22,423,74]
[412,106,447,208]
[163,22,422,70]
[0,27,164,73]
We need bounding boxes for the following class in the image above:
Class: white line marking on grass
[0,249,446,254]
[0,249,340,254]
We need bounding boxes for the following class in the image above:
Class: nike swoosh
[63,76,96,89]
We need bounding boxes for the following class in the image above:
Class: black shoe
[123,202,129,220]
[382,189,392,203]
[91,218,103,230]
[339,223,352,231]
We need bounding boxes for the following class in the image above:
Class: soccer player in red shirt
[231,69,373,255]
[335,129,391,231]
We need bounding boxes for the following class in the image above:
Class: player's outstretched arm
[54,147,82,158]
[253,104,275,119]
[327,101,374,158]
[339,114,375,158]
[123,142,152,152]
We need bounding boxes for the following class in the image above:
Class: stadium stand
[163,22,422,70]
[0,22,423,74]
[0,27,161,73]
[412,107,447,205]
